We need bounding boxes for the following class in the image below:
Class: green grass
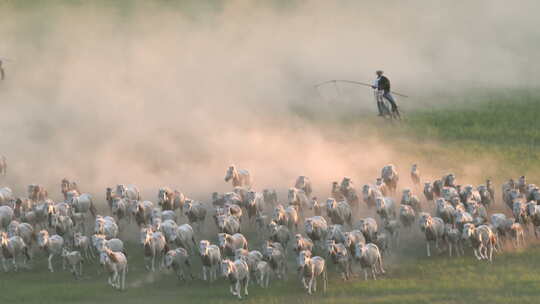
[293,88,540,181]
[4,239,540,304]
[395,90,540,179]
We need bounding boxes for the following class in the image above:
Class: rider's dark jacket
[377,76,390,93]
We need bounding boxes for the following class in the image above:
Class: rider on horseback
[372,70,399,117]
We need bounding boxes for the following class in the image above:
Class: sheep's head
[158,188,168,203]
[326,198,336,210]
[402,188,412,200]
[221,259,234,276]
[199,240,210,256]
[224,165,236,182]
[99,250,110,266]
[140,227,152,245]
[304,219,314,234]
[164,250,175,268]
[326,240,337,255]
[340,177,352,190]
[218,233,230,249]
[268,221,278,234]
[418,213,431,232]
[462,223,475,241]
[298,250,311,267]
[115,184,126,197]
[183,201,194,216]
[375,197,385,211]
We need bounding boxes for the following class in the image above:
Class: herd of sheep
[0,161,539,299]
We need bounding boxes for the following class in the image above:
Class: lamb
[297,250,327,295]
[354,243,385,280]
[61,249,83,279]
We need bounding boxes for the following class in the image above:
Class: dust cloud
[0,1,536,205]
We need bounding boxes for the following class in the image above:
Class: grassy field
[400,90,540,172]
[296,89,540,181]
[3,234,540,304]
[2,91,540,304]
[4,239,540,304]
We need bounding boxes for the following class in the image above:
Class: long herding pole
[315,79,409,98]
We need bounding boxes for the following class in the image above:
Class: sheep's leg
[448,242,453,257]
[323,270,328,292]
[484,243,490,260]
[364,269,368,280]
[230,283,236,295]
[372,267,377,280]
[111,272,116,288]
[473,247,482,260]
[302,277,308,289]
[116,270,121,289]
[122,268,126,290]
[12,256,17,272]
[175,268,182,281]
[244,277,249,296]
[202,266,207,281]
[2,257,7,272]
[378,256,386,274]
[48,254,54,272]
[426,241,431,257]
[480,244,485,259]
[313,276,317,292]
[308,277,314,295]
[22,251,28,267]
[151,254,155,272]
[236,282,242,299]
[113,270,120,289]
